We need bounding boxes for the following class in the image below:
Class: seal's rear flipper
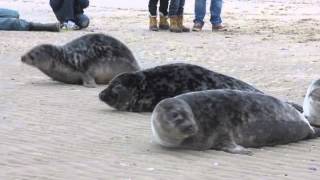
[220,143,253,155]
[286,101,303,113]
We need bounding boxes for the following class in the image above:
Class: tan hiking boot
[159,15,169,30]
[177,16,190,32]
[169,16,182,33]
[149,16,159,31]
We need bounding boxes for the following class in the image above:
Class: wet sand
[0,0,320,179]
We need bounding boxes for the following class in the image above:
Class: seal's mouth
[180,125,197,135]
[21,55,33,65]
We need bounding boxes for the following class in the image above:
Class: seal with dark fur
[99,63,301,112]
[21,33,140,87]
[151,90,320,155]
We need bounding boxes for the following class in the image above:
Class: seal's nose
[181,124,196,134]
[99,89,119,107]
[21,56,26,62]
[99,91,105,101]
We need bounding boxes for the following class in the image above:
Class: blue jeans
[169,0,185,17]
[0,8,30,31]
[194,0,222,25]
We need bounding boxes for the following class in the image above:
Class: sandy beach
[0,0,320,179]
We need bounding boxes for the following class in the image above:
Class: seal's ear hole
[114,84,123,91]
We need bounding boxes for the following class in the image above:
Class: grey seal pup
[99,63,302,112]
[303,79,320,126]
[151,90,320,155]
[21,33,140,88]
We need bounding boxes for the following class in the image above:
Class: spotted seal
[21,33,140,87]
[303,79,320,126]
[151,89,320,155]
[99,63,302,112]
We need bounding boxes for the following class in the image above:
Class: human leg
[168,0,182,32]
[168,0,179,17]
[29,22,60,32]
[159,0,168,16]
[148,0,159,16]
[177,0,189,32]
[74,0,89,29]
[75,0,89,14]
[0,18,60,32]
[78,0,89,9]
[194,0,206,24]
[75,13,89,29]
[176,0,185,16]
[0,8,19,18]
[210,0,223,28]
[0,18,30,30]
[148,0,159,31]
[159,0,169,30]
[50,0,76,23]
[192,0,206,31]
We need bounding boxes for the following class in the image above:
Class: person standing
[49,0,90,30]
[192,0,224,32]
[0,8,60,32]
[168,0,190,33]
[148,0,170,31]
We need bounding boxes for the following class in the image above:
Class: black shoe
[29,22,61,32]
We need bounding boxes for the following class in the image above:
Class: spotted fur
[21,33,140,87]
[99,63,301,112]
[152,90,317,154]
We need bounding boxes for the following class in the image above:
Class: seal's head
[21,44,60,69]
[151,98,199,147]
[303,79,320,126]
[99,72,144,111]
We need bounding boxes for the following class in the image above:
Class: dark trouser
[148,0,169,16]
[0,8,30,31]
[49,0,90,28]
[169,0,185,17]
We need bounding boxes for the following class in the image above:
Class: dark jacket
[50,0,89,14]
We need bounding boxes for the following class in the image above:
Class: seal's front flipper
[221,143,253,155]
[286,101,303,113]
[82,74,97,88]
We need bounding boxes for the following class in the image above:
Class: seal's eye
[171,112,178,118]
[112,84,126,95]
[114,85,123,90]
[110,91,119,99]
